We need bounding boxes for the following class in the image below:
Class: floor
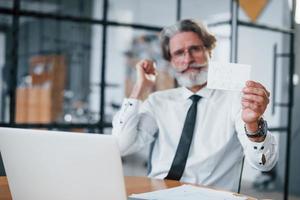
[122,152,300,200]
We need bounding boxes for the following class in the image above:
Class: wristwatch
[244,118,268,138]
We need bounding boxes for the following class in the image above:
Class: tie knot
[189,95,201,103]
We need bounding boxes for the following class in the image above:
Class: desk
[0,176,255,200]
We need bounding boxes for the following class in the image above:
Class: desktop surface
[0,176,256,200]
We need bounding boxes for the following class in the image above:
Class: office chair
[0,153,6,176]
[238,156,245,193]
[147,132,158,175]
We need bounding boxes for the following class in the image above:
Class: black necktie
[165,95,201,181]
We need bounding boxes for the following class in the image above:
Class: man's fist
[130,59,157,99]
[242,80,270,132]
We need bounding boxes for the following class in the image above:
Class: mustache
[176,62,208,73]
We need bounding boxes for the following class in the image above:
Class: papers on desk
[129,185,249,200]
[207,61,252,92]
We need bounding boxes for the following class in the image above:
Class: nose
[182,50,194,64]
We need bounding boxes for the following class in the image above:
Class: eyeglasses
[171,45,206,62]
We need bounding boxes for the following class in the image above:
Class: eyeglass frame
[170,44,206,62]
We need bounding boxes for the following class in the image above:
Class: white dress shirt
[112,86,278,192]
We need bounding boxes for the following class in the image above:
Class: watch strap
[244,118,268,138]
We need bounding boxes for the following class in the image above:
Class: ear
[208,50,212,58]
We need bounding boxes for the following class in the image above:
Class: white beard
[173,52,210,88]
[175,69,208,88]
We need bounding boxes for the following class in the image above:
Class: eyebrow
[171,44,204,54]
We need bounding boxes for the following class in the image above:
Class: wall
[0,32,7,176]
[236,0,290,187]
[0,33,4,120]
[289,23,300,195]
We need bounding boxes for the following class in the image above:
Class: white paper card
[207,61,251,91]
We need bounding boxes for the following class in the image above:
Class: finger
[136,60,146,70]
[246,81,268,93]
[246,81,265,89]
[241,101,262,113]
[136,60,151,74]
[143,60,156,75]
[245,81,270,97]
[242,94,269,106]
[136,65,146,80]
[243,87,270,101]
[243,87,265,96]
[136,60,148,79]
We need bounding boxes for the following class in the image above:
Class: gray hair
[160,19,216,61]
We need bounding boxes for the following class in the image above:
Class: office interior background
[0,0,299,199]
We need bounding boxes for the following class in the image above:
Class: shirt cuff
[245,132,276,168]
[118,98,142,124]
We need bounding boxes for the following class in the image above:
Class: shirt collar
[180,85,213,100]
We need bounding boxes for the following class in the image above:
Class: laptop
[0,127,128,200]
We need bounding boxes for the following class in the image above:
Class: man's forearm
[130,83,153,100]
[130,84,146,100]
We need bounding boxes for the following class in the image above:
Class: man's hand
[130,59,157,99]
[242,81,270,133]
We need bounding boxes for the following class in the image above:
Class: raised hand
[130,59,157,99]
[242,81,270,132]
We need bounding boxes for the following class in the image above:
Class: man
[112,19,278,192]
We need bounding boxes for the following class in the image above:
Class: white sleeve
[112,98,158,156]
[232,94,278,171]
